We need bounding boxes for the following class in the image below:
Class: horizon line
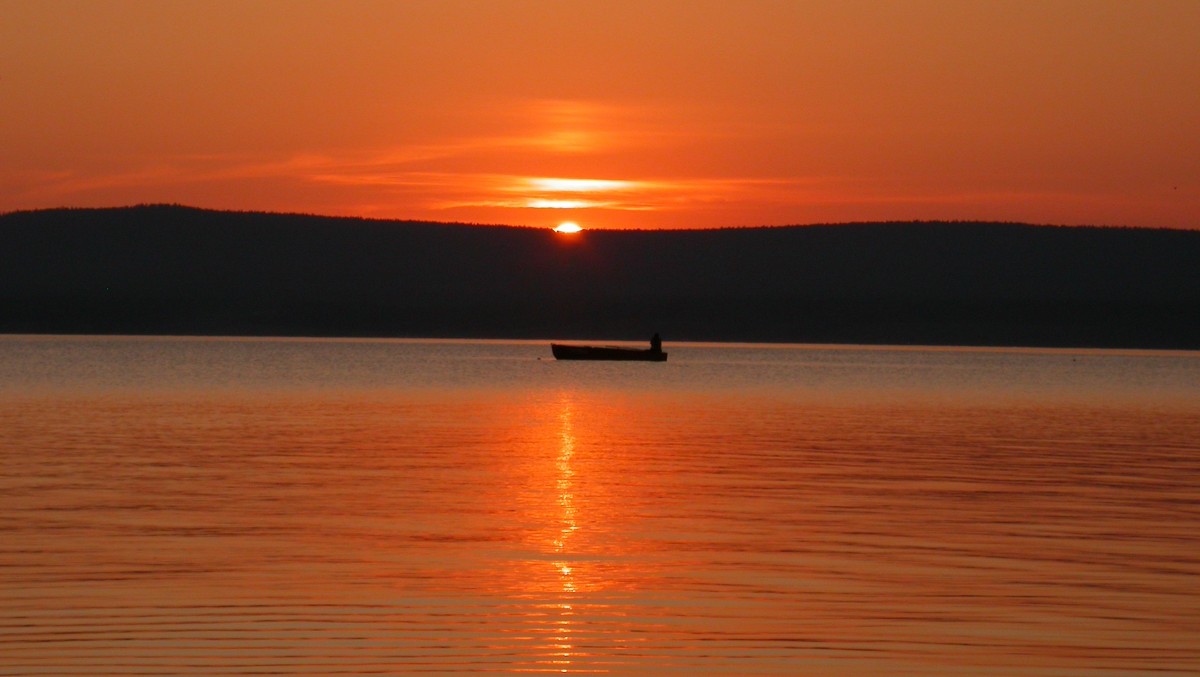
[0,202,1186,233]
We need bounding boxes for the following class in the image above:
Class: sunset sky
[3,0,1198,230]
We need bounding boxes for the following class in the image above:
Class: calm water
[2,336,1198,675]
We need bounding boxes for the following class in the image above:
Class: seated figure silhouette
[650,332,662,354]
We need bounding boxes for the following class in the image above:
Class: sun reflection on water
[549,395,579,671]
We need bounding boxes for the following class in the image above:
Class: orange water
[2,337,1198,675]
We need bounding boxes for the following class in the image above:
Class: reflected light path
[512,392,607,673]
[549,395,579,671]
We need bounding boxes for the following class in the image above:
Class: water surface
[2,336,1198,674]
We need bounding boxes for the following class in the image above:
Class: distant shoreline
[4,332,1198,356]
[4,205,1198,351]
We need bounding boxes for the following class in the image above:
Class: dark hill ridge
[2,205,1198,348]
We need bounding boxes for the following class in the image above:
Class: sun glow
[529,199,596,209]
[528,177,635,192]
[517,177,641,211]
[554,222,583,233]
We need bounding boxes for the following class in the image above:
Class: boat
[551,343,668,362]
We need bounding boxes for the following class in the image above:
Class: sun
[553,221,583,233]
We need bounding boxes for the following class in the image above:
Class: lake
[2,336,1198,675]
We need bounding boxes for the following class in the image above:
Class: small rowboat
[551,343,668,362]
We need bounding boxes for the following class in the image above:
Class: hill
[2,205,1198,348]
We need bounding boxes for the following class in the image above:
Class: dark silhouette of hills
[2,204,1198,348]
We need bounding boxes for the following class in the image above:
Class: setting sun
[553,222,583,233]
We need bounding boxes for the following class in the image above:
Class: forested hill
[2,205,1198,348]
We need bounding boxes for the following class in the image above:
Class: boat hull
[551,343,668,362]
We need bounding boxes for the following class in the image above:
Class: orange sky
[2,0,1198,229]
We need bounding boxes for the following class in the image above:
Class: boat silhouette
[551,343,668,362]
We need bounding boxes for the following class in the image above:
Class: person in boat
[650,332,662,354]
